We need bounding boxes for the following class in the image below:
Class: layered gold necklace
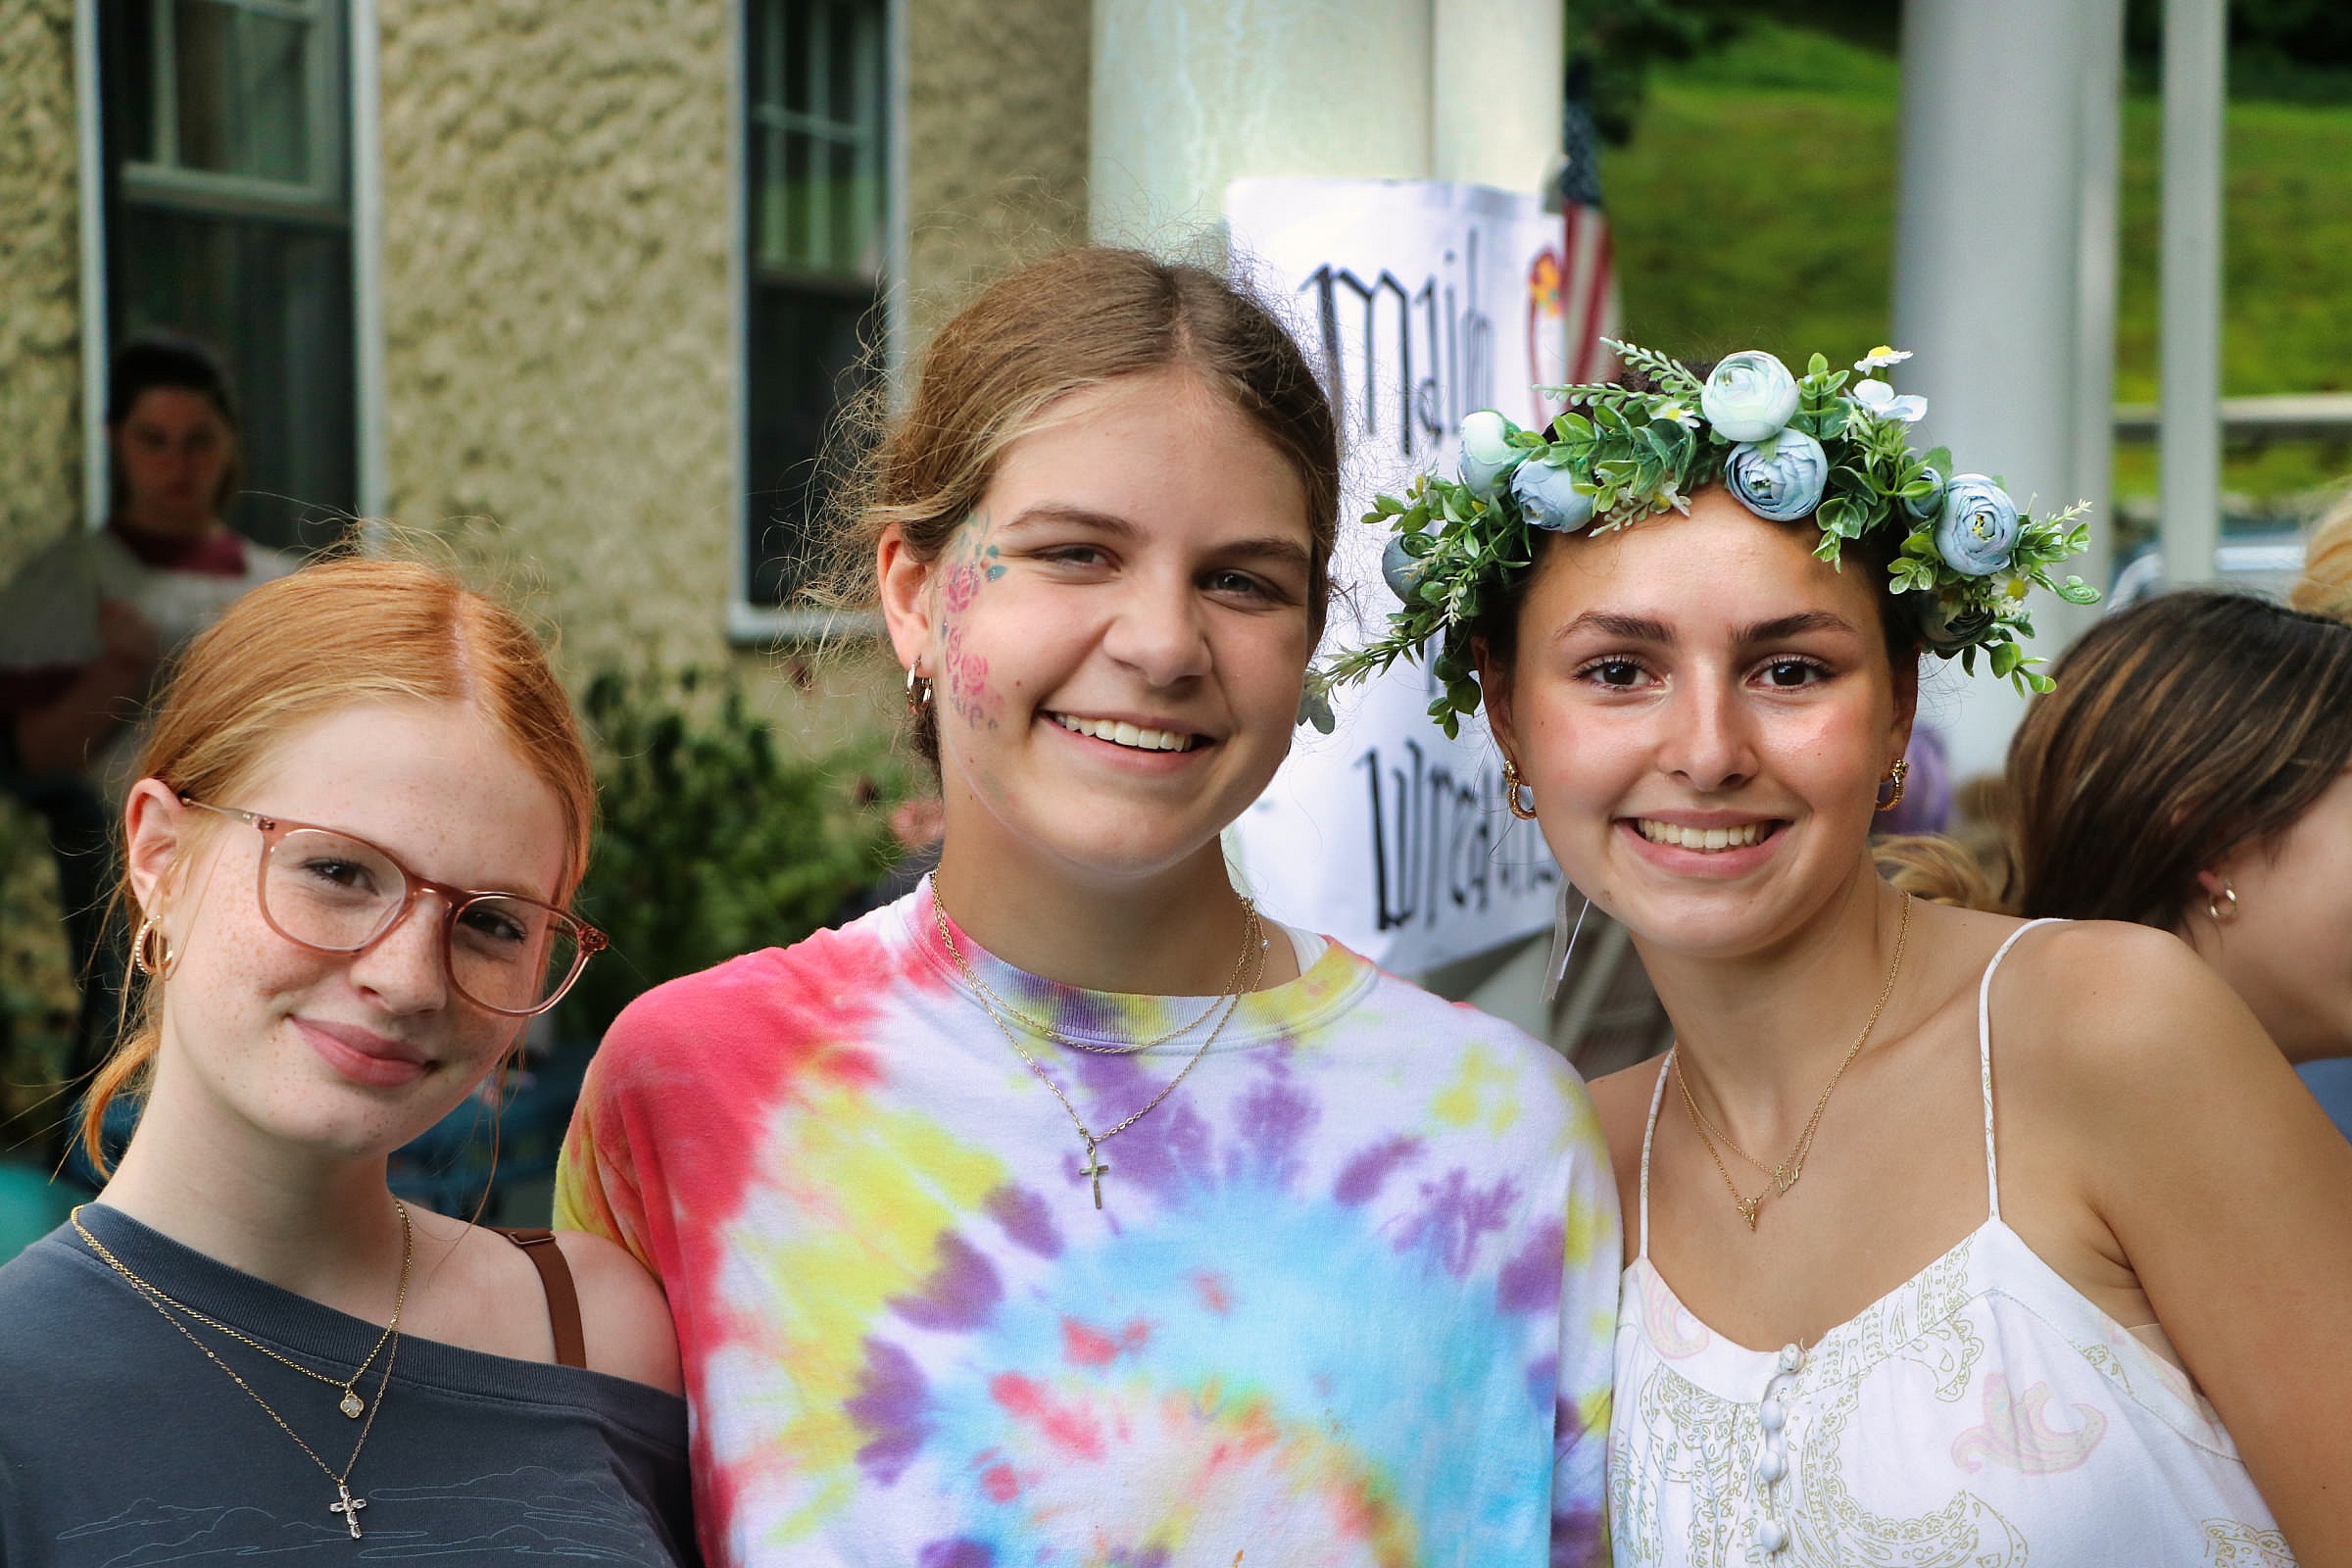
[74,1201,413,1539]
[1674,892,1913,1231]
[932,888,1268,1209]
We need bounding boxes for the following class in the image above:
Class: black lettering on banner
[1299,231,1495,462]
[1357,743,1556,935]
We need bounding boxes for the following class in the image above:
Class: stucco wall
[0,0,84,578]
[903,0,1090,339]
[375,0,741,683]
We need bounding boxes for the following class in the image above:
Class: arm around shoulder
[2025,921,2352,1559]
[552,1230,685,1397]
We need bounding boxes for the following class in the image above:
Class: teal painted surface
[0,1158,78,1264]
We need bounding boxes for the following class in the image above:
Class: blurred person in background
[0,560,694,1563]
[0,335,299,1157]
[2289,489,2351,619]
[1888,590,2352,1133]
[2005,592,2352,1069]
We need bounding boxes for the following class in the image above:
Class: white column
[1090,0,1562,238]
[2071,0,2126,609]
[1089,0,1435,239]
[1894,0,2122,781]
[2159,0,2226,585]
[1431,0,1561,188]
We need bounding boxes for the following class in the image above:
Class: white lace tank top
[1609,921,2294,1567]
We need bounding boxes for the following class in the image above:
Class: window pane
[744,284,875,604]
[118,0,161,164]
[173,0,311,184]
[112,205,358,555]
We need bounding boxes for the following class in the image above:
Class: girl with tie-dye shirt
[555,248,1620,1568]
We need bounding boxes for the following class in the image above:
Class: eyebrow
[1551,609,1859,647]
[1003,505,1314,572]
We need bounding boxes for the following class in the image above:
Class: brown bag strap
[497,1227,587,1370]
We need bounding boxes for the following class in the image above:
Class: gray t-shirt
[0,1204,697,1565]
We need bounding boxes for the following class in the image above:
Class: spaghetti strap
[1638,1052,1672,1260]
[1976,919,2065,1222]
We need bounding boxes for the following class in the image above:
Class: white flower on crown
[1854,345,1913,373]
[1851,377,1927,424]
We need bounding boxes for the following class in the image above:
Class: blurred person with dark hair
[0,334,299,1157]
[1886,589,2352,1134]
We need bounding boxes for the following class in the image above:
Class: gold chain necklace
[73,1201,412,1539]
[1675,893,1913,1231]
[74,1204,411,1420]
[932,889,1268,1208]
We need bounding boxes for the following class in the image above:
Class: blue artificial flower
[1723,427,1829,521]
[1510,457,1595,534]
[1903,465,1945,522]
[1700,351,1800,444]
[1934,474,2021,576]
[1457,410,1516,499]
[1380,533,1430,601]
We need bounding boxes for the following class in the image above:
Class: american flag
[1553,62,1620,387]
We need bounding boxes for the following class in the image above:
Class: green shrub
[557,665,905,1043]
[0,800,76,1142]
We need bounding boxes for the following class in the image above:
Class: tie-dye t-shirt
[556,883,1620,1568]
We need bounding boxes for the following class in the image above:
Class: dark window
[743,0,889,610]
[101,0,356,555]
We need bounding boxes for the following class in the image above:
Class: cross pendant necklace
[330,1481,368,1539]
[1079,1139,1110,1209]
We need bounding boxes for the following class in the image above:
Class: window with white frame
[100,0,357,552]
[741,0,891,614]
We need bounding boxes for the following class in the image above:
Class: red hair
[79,558,597,1171]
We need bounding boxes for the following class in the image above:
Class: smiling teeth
[1637,819,1768,852]
[1053,713,1198,752]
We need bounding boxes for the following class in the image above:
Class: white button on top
[1759,1396,1785,1433]
[1778,1343,1804,1374]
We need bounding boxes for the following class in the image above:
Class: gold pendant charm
[1080,1141,1109,1209]
[340,1391,365,1418]
[1738,1195,1763,1231]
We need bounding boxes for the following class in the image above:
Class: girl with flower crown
[1336,346,2352,1564]
[553,247,1621,1568]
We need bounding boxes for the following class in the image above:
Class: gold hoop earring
[1500,759,1538,821]
[905,664,934,714]
[1875,757,1909,814]
[131,914,172,978]
[2207,881,2238,923]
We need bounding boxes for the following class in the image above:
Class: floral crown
[1312,342,2098,738]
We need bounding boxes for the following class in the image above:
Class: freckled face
[137,702,571,1161]
[1491,489,1911,959]
[899,368,1318,890]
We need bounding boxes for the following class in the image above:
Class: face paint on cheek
[943,622,1000,730]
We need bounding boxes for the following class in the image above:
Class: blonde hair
[79,558,597,1172]
[812,246,1340,763]
[2292,489,2352,619]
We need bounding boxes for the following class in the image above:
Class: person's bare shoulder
[1586,1058,1665,1240]
[552,1230,685,1396]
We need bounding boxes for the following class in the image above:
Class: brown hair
[2293,490,2352,619]
[2001,590,2352,926]
[813,246,1341,763]
[79,558,598,1172]
[108,332,244,516]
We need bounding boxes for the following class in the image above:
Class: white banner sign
[1227,177,1572,973]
